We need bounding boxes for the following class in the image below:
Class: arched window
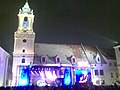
[24,17,28,21]
[23,49,25,53]
[22,59,25,63]
[23,17,28,27]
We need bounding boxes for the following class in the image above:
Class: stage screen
[18,66,30,86]
[31,68,58,86]
[76,69,91,83]
[63,68,72,86]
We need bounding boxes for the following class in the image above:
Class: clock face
[23,21,28,28]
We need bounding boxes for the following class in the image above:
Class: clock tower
[12,1,35,86]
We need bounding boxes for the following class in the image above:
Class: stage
[16,64,92,86]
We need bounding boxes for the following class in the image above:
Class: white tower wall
[12,1,35,86]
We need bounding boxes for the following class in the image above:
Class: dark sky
[0,0,120,54]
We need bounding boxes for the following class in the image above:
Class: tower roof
[19,1,33,14]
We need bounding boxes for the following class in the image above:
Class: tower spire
[18,0,34,30]
[26,0,28,3]
[18,0,32,14]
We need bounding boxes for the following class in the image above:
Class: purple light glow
[35,71,39,76]
[31,71,34,75]
[30,68,58,86]
[45,71,54,81]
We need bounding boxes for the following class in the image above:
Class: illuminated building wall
[34,43,118,85]
[114,45,120,80]
[0,47,10,86]
[12,1,35,86]
[12,1,119,86]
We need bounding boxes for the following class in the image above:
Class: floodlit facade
[12,1,35,86]
[12,1,119,86]
[0,47,10,86]
[114,45,120,80]
[34,43,118,85]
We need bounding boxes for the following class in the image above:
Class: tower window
[22,59,25,63]
[24,17,28,21]
[23,49,25,53]
[23,39,27,43]
[23,17,28,27]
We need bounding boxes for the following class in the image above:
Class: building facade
[12,1,119,86]
[12,1,35,86]
[0,47,10,86]
[114,45,120,81]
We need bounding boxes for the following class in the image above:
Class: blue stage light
[18,66,30,86]
[63,68,72,86]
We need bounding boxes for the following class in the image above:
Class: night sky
[0,0,120,54]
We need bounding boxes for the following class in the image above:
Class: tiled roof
[34,43,107,65]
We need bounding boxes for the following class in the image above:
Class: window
[100,70,104,75]
[98,58,100,62]
[57,57,60,62]
[111,73,113,78]
[22,56,25,57]
[114,63,117,66]
[119,47,120,51]
[23,39,27,43]
[96,80,100,84]
[95,70,99,75]
[72,58,76,62]
[109,63,112,66]
[23,49,25,53]
[24,17,28,21]
[22,59,25,63]
[23,17,28,27]
[102,80,105,84]
[42,57,45,62]
[116,73,119,78]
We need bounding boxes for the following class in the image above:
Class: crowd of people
[0,84,120,90]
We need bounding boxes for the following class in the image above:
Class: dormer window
[40,56,46,64]
[97,58,100,62]
[55,57,61,63]
[71,56,76,64]
[72,58,75,62]
[42,57,45,62]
